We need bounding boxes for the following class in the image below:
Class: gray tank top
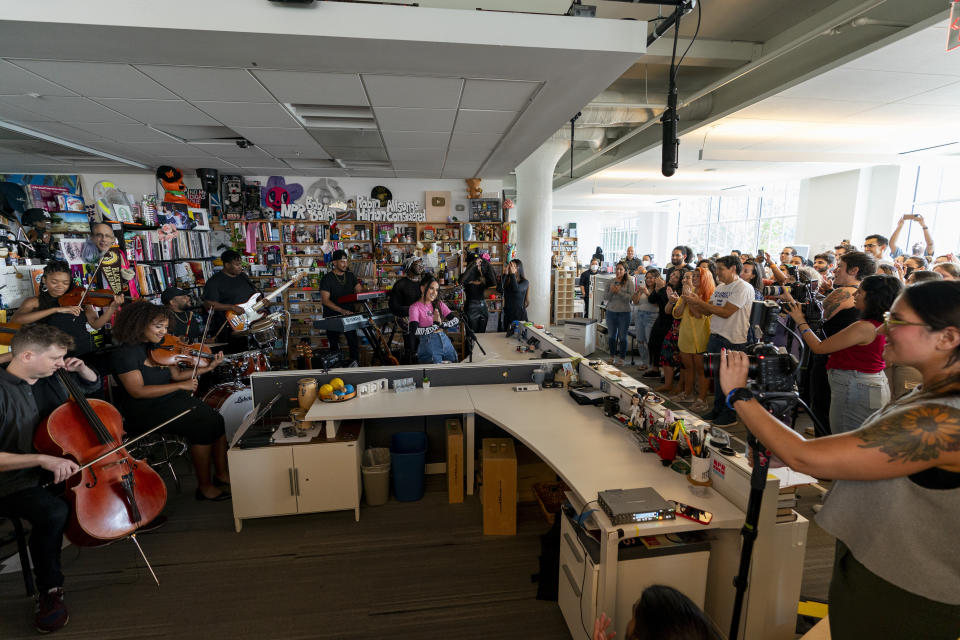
[816,388,960,604]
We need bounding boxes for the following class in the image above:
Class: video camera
[703,301,799,393]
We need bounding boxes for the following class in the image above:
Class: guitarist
[318,249,362,365]
[202,250,260,354]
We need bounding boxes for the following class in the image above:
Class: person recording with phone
[888,213,934,260]
[718,280,960,640]
[460,251,496,335]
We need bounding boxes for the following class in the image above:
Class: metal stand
[459,311,486,363]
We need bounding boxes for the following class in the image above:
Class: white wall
[551,209,675,267]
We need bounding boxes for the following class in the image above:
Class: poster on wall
[159,203,194,230]
[0,174,80,194]
[425,191,451,222]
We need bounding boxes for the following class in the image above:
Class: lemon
[329,378,345,390]
[319,384,334,397]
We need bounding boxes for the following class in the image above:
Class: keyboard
[312,311,394,332]
[337,291,386,303]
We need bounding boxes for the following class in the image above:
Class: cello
[34,370,171,550]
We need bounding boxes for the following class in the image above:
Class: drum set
[203,311,289,444]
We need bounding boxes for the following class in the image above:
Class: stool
[0,515,36,597]
[126,433,189,493]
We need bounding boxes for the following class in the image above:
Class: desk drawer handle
[294,468,300,496]
[288,468,295,496]
[561,563,581,599]
[563,532,583,564]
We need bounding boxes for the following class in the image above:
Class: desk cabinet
[229,423,364,532]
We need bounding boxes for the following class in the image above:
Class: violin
[149,334,217,368]
[0,321,20,346]
[33,369,167,546]
[59,287,121,308]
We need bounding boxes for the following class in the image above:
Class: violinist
[0,324,99,633]
[110,301,231,501]
[12,261,123,358]
[162,286,203,341]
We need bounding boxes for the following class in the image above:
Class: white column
[515,139,568,325]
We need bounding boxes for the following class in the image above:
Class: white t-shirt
[709,278,755,344]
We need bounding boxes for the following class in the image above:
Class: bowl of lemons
[319,377,357,402]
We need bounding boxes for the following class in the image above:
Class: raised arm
[11,296,81,324]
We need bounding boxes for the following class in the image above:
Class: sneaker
[711,415,740,428]
[35,587,69,633]
[690,400,711,413]
[642,370,661,379]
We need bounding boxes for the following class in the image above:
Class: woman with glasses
[719,280,960,639]
[785,274,902,434]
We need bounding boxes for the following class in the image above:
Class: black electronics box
[569,388,606,406]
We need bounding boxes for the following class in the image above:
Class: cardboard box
[480,438,517,535]
[445,418,464,504]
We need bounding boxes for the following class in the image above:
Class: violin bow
[75,249,110,308]
[190,308,215,381]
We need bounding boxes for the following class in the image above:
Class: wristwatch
[725,387,755,410]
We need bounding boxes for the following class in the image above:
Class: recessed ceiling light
[703,168,716,172]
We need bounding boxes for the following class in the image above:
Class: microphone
[661,84,679,177]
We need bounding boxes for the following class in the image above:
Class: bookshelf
[551,268,577,324]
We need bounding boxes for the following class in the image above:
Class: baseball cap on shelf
[161,286,190,304]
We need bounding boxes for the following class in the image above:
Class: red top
[826,319,886,373]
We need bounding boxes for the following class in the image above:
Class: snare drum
[229,350,270,377]
[247,312,283,346]
[203,383,254,444]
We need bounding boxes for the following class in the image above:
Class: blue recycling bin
[390,432,427,502]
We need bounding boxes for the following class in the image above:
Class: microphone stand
[456,310,485,363]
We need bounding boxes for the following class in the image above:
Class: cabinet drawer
[228,447,298,519]
[558,559,597,640]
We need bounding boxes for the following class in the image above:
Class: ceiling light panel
[323,146,389,162]
[453,109,516,134]
[460,79,539,111]
[0,96,135,124]
[193,101,299,128]
[13,60,177,99]
[285,104,376,129]
[373,107,456,131]
[91,98,220,125]
[363,75,463,109]
[252,70,368,106]
[136,66,275,102]
[284,157,342,170]
[230,127,316,146]
[0,60,76,96]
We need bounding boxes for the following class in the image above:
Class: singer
[407,274,460,364]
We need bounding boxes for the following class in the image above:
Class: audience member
[593,585,721,640]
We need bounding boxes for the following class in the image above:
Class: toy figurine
[156,166,191,205]
[628,394,643,428]
[465,178,482,199]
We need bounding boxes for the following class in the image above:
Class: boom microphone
[661,84,679,177]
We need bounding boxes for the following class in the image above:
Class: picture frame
[113,203,134,224]
[189,207,210,231]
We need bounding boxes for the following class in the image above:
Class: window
[600,217,650,264]
[902,165,960,256]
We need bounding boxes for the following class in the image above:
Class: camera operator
[717,280,960,640]
[784,274,902,434]
[681,255,754,426]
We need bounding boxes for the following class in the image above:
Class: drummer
[202,250,260,354]
[162,286,204,341]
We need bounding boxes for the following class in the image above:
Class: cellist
[0,324,97,633]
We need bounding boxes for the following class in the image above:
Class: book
[776,511,798,524]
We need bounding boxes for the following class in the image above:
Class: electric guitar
[225,270,308,332]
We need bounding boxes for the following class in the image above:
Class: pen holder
[648,434,678,463]
[688,452,712,486]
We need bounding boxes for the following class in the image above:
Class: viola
[0,321,20,346]
[59,287,120,308]
[33,369,167,546]
[149,334,217,368]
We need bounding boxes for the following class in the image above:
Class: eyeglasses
[863,243,878,249]
[882,311,930,331]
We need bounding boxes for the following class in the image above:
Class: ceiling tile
[733,97,879,122]
[395,170,438,179]
[258,144,331,159]
[212,146,278,161]
[845,28,960,78]
[13,60,177,99]
[0,96,135,124]
[374,107,456,131]
[391,156,444,171]
[460,80,539,111]
[380,130,450,148]
[0,101,57,122]
[252,70,368,106]
[0,60,77,97]
[137,66,274,102]
[323,146,389,162]
[92,99,220,125]
[231,157,291,170]
[364,75,463,108]
[70,123,175,143]
[134,142,216,156]
[388,148,446,162]
[230,127,314,146]
[308,129,384,149]
[897,80,960,107]
[446,148,490,164]
[152,124,239,141]
[780,68,957,104]
[442,163,482,178]
[453,109,516,134]
[284,158,343,171]
[449,131,501,150]
[849,103,960,125]
[22,122,110,143]
[346,169,396,178]
[194,102,298,128]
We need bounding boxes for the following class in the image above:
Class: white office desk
[305,385,472,422]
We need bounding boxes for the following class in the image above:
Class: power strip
[513,384,541,392]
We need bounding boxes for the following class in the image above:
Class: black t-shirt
[823,306,860,337]
[462,261,496,302]
[36,291,95,356]
[202,270,257,330]
[622,257,642,274]
[110,343,176,406]
[169,309,204,340]
[389,277,422,319]
[663,264,692,282]
[578,270,594,297]
[318,270,358,316]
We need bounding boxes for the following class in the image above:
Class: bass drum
[203,383,253,445]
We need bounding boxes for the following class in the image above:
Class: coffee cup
[648,434,678,463]
[688,452,712,485]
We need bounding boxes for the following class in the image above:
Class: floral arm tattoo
[857,404,960,464]
[823,287,854,320]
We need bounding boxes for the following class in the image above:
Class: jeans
[0,486,69,591]
[707,333,748,420]
[606,310,631,358]
[417,332,458,364]
[326,329,360,364]
[827,368,890,434]
[630,309,658,366]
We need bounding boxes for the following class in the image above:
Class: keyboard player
[318,249,362,364]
